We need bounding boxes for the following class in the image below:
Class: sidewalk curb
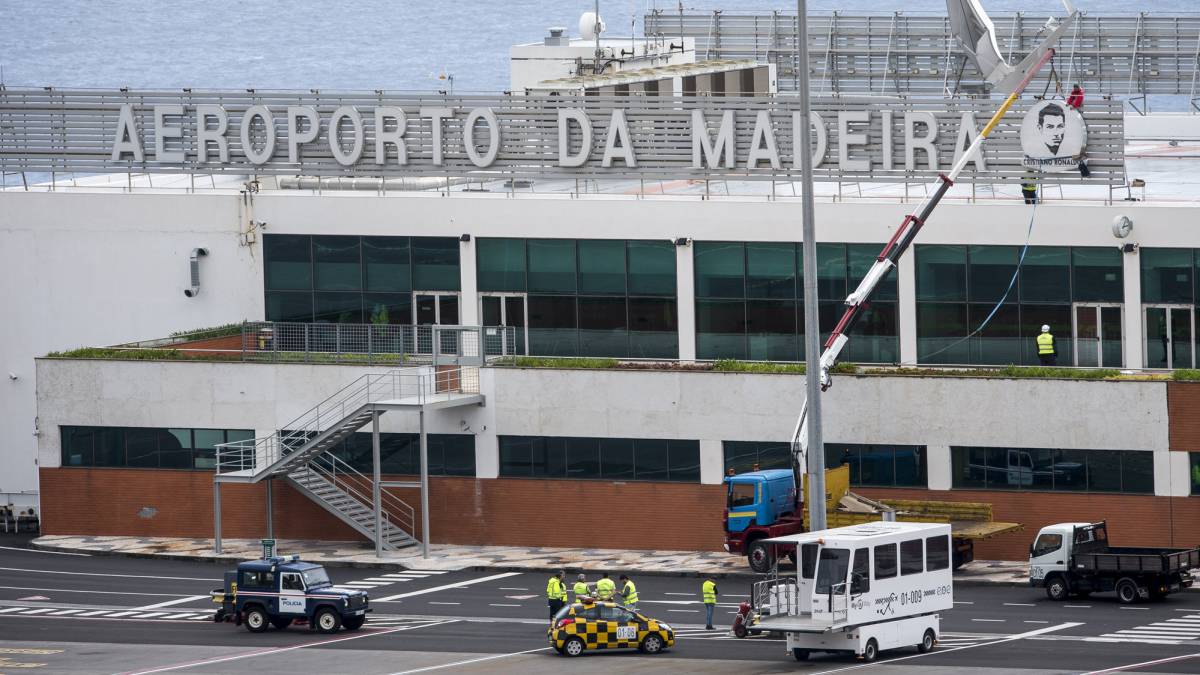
[28,540,1032,585]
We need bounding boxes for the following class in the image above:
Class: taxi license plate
[616,626,637,640]
[355,610,365,615]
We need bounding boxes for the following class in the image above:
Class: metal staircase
[212,366,483,554]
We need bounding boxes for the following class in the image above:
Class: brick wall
[1169,382,1200,451]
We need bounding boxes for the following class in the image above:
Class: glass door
[1145,305,1195,369]
[480,293,527,355]
[413,292,460,354]
[1072,304,1123,368]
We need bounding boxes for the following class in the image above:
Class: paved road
[0,536,1198,674]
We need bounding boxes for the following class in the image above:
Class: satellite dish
[579,11,606,40]
[1112,215,1134,239]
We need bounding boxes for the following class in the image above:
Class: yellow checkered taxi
[548,599,675,657]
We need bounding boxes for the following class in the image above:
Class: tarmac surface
[1,534,1199,674]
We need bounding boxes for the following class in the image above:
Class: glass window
[917,302,968,364]
[94,428,123,466]
[926,535,950,571]
[1141,249,1194,304]
[900,539,924,575]
[412,237,460,291]
[600,438,635,480]
[851,547,870,594]
[951,447,1151,494]
[816,243,847,299]
[499,436,534,476]
[627,241,675,296]
[747,299,798,361]
[695,242,744,298]
[1072,247,1122,302]
[1191,453,1200,496]
[728,483,756,507]
[724,441,791,475]
[314,292,363,324]
[528,295,578,356]
[265,291,313,323]
[501,436,694,482]
[970,302,1021,365]
[668,440,700,481]
[916,245,966,301]
[816,547,851,595]
[1086,449,1123,492]
[579,297,627,357]
[746,242,796,299]
[313,236,361,291]
[62,427,94,466]
[968,246,1018,303]
[634,439,669,481]
[628,298,678,359]
[264,234,312,291]
[565,437,601,479]
[477,238,526,292]
[874,543,897,580]
[848,244,896,301]
[125,428,159,468]
[363,236,411,292]
[365,293,412,326]
[1031,533,1063,558]
[856,445,895,487]
[1020,247,1070,303]
[528,239,577,293]
[1119,451,1154,494]
[158,429,192,469]
[578,240,626,295]
[696,299,746,359]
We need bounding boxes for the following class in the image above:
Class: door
[1145,305,1195,369]
[413,292,460,354]
[480,293,527,356]
[813,547,850,624]
[1072,304,1123,368]
[1028,530,1068,584]
[279,572,307,616]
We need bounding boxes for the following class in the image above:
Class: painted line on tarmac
[0,566,217,582]
[387,647,552,674]
[0,546,90,556]
[1003,603,1036,607]
[119,619,459,675]
[1081,651,1200,674]
[0,584,197,598]
[374,572,522,601]
[135,594,210,610]
[811,622,1084,675]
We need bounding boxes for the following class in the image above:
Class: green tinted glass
[528,239,577,293]
[578,240,626,294]
[916,245,967,301]
[1019,247,1070,303]
[313,236,362,291]
[264,234,312,291]
[363,237,411,292]
[477,238,526,292]
[695,242,744,298]
[746,242,796,298]
[1071,247,1122,302]
[627,241,676,296]
[848,244,895,301]
[412,237,460,291]
[968,245,1018,303]
[1141,248,1194,304]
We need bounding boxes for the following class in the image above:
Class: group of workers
[547,570,722,630]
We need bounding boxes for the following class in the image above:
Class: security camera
[7,373,17,381]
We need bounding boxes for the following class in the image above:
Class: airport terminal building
[5,12,1200,561]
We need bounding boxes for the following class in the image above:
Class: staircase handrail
[301,452,417,541]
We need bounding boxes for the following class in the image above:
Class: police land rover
[211,555,370,633]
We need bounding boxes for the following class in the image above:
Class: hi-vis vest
[702,580,717,604]
[573,581,589,598]
[1037,332,1055,355]
[595,577,616,599]
[547,576,566,600]
[622,580,639,604]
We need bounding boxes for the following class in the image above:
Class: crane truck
[723,0,1078,573]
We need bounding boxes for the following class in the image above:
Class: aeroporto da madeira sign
[0,89,1122,184]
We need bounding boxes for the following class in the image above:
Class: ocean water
[0,0,1195,93]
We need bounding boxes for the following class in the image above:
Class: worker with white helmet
[1036,324,1057,366]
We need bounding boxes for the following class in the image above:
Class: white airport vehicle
[749,521,953,662]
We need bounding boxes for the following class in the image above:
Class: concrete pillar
[699,439,724,485]
[676,242,696,361]
[213,482,222,554]
[265,478,274,539]
[459,236,479,326]
[1122,247,1143,370]
[897,246,919,366]
[925,445,952,491]
[1166,451,1192,497]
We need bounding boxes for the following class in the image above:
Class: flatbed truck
[1030,521,1199,603]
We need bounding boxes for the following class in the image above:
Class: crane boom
[790,11,1075,492]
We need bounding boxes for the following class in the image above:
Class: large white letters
[240,105,277,165]
[601,109,636,168]
[153,104,185,163]
[746,110,781,169]
[838,111,870,171]
[691,110,736,169]
[329,106,365,166]
[374,107,407,165]
[953,111,986,172]
[463,108,500,168]
[904,112,939,171]
[794,112,827,168]
[420,107,455,165]
[196,105,229,163]
[111,104,144,162]
[558,108,593,167]
[287,106,320,164]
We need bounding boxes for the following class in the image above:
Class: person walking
[619,574,639,611]
[702,577,718,630]
[572,573,591,602]
[1037,324,1057,366]
[546,570,567,621]
[595,572,616,601]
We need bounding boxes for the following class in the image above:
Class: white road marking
[48,609,82,615]
[106,611,137,617]
[1065,605,1092,608]
[387,647,551,674]
[360,577,401,583]
[665,592,694,596]
[1081,650,1200,674]
[972,618,1006,622]
[498,587,528,591]
[0,546,90,556]
[375,572,522,601]
[73,610,112,617]
[0,607,27,614]
[138,612,167,619]
[1090,637,1183,645]
[427,602,460,605]
[488,603,520,607]
[1023,620,1049,624]
[135,594,210,610]
[0,566,216,582]
[163,613,198,619]
[1003,603,1036,607]
[19,608,52,615]
[667,609,699,613]
[0,585,201,599]
[1118,606,1149,610]
[403,570,447,574]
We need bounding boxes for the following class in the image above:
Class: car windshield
[302,568,331,588]
[553,604,574,622]
[728,483,756,508]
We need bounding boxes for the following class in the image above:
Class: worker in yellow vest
[619,574,639,611]
[1037,324,1057,366]
[573,573,592,602]
[595,572,616,601]
[702,577,718,630]
[546,570,567,621]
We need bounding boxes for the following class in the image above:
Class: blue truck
[211,555,370,633]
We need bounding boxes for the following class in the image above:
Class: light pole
[796,0,826,531]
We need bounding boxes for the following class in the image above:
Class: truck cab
[212,555,370,633]
[725,469,797,532]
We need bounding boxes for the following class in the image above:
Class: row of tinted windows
[265,235,461,293]
[329,432,475,476]
[723,441,927,488]
[695,242,897,301]
[499,436,700,482]
[1141,248,1200,304]
[916,245,1122,304]
[524,295,677,358]
[477,238,676,296]
[61,426,254,470]
[951,447,1153,493]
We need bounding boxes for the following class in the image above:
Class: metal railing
[292,452,416,546]
[752,577,799,616]
[240,322,516,366]
[214,366,480,476]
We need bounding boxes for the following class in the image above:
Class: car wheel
[733,622,748,639]
[1116,578,1140,605]
[862,638,879,663]
[748,541,774,574]
[1046,576,1069,601]
[563,637,585,657]
[315,607,342,634]
[270,616,293,630]
[244,607,269,633]
[343,615,366,631]
[792,648,810,661]
[640,634,664,654]
[917,629,936,653]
